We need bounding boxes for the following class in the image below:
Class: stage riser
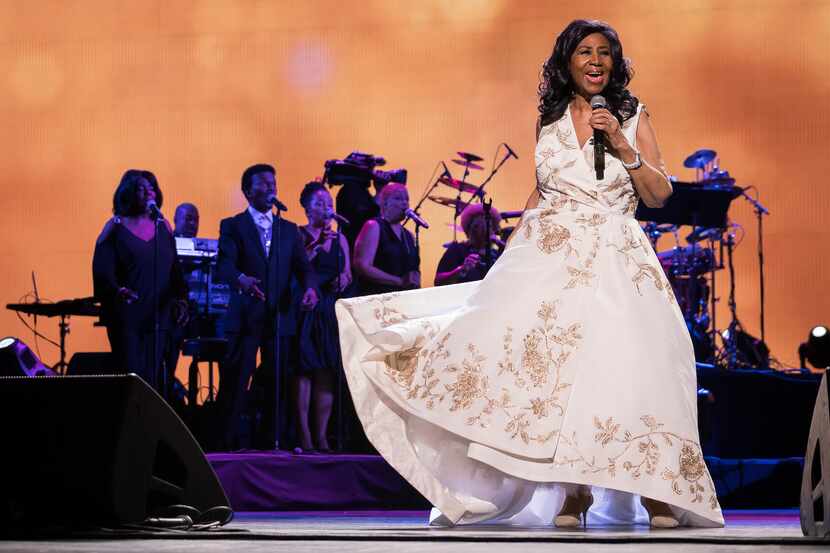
[207,452,803,511]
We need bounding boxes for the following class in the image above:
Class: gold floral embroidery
[609,224,675,303]
[554,414,719,510]
[355,294,409,328]
[554,120,577,150]
[535,210,578,257]
[537,157,576,196]
[564,266,594,289]
[379,298,582,446]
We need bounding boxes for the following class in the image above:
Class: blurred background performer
[92,169,188,394]
[215,163,318,451]
[167,201,201,390]
[435,203,503,286]
[353,183,420,295]
[173,202,200,238]
[295,182,352,453]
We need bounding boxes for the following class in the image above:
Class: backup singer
[435,203,503,286]
[92,170,188,393]
[295,182,352,452]
[216,164,318,451]
[335,19,723,529]
[352,183,420,296]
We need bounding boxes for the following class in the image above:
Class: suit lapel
[241,210,267,263]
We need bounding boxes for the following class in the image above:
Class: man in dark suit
[216,163,318,451]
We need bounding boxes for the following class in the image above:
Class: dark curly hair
[299,181,328,209]
[538,19,638,127]
[112,169,163,217]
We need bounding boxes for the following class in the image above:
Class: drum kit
[641,148,771,368]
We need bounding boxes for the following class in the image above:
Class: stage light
[0,336,55,377]
[798,325,830,370]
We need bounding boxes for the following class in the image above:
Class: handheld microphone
[405,208,430,229]
[146,200,163,220]
[590,95,606,180]
[326,209,351,226]
[503,142,519,160]
[267,194,288,212]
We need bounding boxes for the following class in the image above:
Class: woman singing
[295,182,352,452]
[93,169,187,393]
[352,183,420,296]
[335,19,723,529]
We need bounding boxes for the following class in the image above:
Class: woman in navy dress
[295,182,352,452]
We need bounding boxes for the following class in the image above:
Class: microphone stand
[738,188,769,343]
[411,166,446,250]
[273,206,283,451]
[333,217,345,452]
[152,213,163,400]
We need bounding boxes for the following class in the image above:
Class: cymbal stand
[482,199,494,266]
[459,149,513,215]
[718,230,745,369]
[412,162,448,246]
[453,162,473,243]
[55,314,70,374]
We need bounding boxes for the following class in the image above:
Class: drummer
[435,203,503,286]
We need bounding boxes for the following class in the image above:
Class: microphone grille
[590,95,607,109]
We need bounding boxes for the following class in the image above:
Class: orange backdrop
[1,0,828,385]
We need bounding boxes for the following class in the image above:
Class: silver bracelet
[621,151,642,170]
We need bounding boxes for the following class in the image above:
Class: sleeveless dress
[357,217,420,296]
[297,227,347,374]
[335,104,724,528]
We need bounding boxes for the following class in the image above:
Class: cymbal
[6,297,101,318]
[438,176,484,196]
[429,195,466,209]
[683,149,717,169]
[452,159,484,171]
[456,151,483,162]
[685,226,724,243]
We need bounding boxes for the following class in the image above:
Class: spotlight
[0,337,55,377]
[798,325,830,370]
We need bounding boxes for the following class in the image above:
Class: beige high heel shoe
[554,492,594,528]
[640,497,679,528]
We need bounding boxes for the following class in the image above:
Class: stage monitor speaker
[0,374,230,531]
[801,371,830,537]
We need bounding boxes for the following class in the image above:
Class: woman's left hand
[337,271,352,292]
[589,108,628,151]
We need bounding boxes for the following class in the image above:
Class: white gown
[335,103,724,528]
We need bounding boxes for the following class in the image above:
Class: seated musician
[435,203,503,286]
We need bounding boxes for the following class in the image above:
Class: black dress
[297,227,347,374]
[92,221,187,390]
[435,241,502,285]
[357,217,420,296]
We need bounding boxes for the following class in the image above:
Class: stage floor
[1,510,828,552]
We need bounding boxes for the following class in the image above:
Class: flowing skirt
[335,206,724,527]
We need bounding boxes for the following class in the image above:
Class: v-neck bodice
[534,103,645,217]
